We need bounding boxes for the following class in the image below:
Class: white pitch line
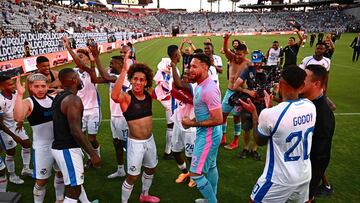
[136,39,160,53]
[331,63,360,71]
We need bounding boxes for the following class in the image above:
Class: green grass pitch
[4,33,360,202]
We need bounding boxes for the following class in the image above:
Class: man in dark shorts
[51,68,101,202]
[300,65,335,203]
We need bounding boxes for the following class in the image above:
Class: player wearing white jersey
[266,41,282,66]
[88,43,132,179]
[204,42,222,86]
[0,75,32,185]
[299,42,331,72]
[239,66,316,203]
[14,74,64,203]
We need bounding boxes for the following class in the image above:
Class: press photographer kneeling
[231,50,280,160]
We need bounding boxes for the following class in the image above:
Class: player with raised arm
[221,33,250,149]
[280,29,304,68]
[63,37,102,168]
[111,61,160,203]
[87,43,131,179]
[14,74,64,203]
[0,75,32,185]
[51,68,101,203]
[240,66,316,203]
[181,53,223,203]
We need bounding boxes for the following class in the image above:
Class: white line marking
[136,39,160,53]
[331,63,360,71]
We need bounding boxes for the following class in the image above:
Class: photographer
[232,50,278,160]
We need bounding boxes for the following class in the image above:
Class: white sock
[121,180,134,203]
[54,175,65,201]
[64,196,78,203]
[177,162,187,171]
[5,155,15,174]
[118,165,125,173]
[165,128,173,154]
[79,185,90,203]
[94,146,101,157]
[33,183,46,203]
[0,175,7,192]
[21,147,31,169]
[141,172,154,196]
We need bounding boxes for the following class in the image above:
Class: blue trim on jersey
[96,90,102,124]
[171,96,176,114]
[63,149,77,186]
[32,148,36,179]
[189,84,194,97]
[265,102,293,182]
[256,128,268,138]
[0,133,6,150]
[253,180,273,203]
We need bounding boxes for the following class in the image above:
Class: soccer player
[240,66,316,203]
[323,35,335,59]
[14,74,64,203]
[88,44,131,179]
[222,33,250,149]
[35,56,61,91]
[280,29,304,68]
[265,41,282,67]
[181,53,223,203]
[169,47,196,188]
[63,37,101,167]
[153,45,178,160]
[111,61,160,203]
[0,75,32,184]
[299,42,331,71]
[51,68,101,202]
[179,38,196,74]
[204,42,222,85]
[300,65,335,202]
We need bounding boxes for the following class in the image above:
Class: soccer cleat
[139,194,160,203]
[9,175,24,185]
[175,172,190,183]
[316,184,334,197]
[238,149,250,159]
[163,152,174,160]
[107,170,126,179]
[224,142,238,150]
[195,198,209,203]
[220,133,227,145]
[251,150,261,161]
[21,167,33,177]
[188,178,196,188]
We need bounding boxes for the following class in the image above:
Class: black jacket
[350,36,360,49]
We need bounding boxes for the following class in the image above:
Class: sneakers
[188,178,196,188]
[175,172,190,183]
[195,199,208,203]
[316,184,333,197]
[163,152,174,160]
[139,194,160,203]
[9,175,24,184]
[220,133,227,145]
[238,149,250,159]
[224,142,238,150]
[251,150,261,161]
[21,167,33,177]
[107,170,126,179]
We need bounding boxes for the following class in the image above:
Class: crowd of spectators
[0,0,359,39]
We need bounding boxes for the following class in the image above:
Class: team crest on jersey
[40,168,47,175]
[8,140,13,146]
[130,166,136,172]
[80,173,84,180]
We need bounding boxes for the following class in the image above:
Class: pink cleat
[139,194,160,203]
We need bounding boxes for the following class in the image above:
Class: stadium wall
[0,31,294,77]
[343,7,360,20]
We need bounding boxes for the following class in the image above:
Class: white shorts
[82,108,101,134]
[33,147,60,180]
[160,100,174,124]
[0,126,29,150]
[52,148,84,186]
[250,178,310,203]
[110,116,128,141]
[171,124,196,157]
[127,136,158,176]
[0,156,5,171]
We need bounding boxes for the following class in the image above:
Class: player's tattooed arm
[14,75,32,122]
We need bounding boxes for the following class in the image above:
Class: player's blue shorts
[190,126,221,174]
[222,89,241,116]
